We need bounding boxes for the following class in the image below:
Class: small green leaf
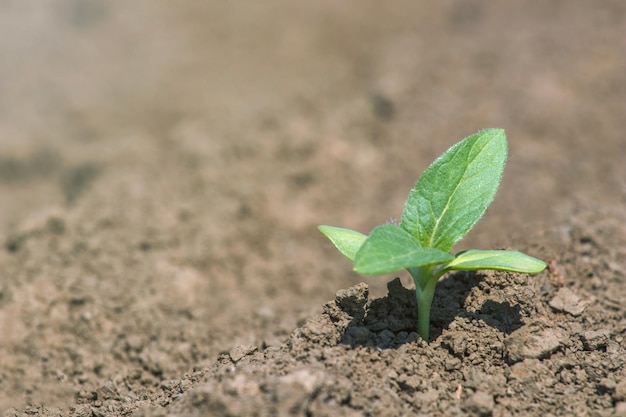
[401,128,507,251]
[445,249,547,273]
[354,224,453,276]
[318,225,367,261]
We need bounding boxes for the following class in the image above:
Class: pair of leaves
[318,224,545,276]
[319,223,452,275]
[319,129,546,277]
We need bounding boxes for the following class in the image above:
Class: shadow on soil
[340,272,523,349]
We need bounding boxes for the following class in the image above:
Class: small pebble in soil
[597,377,616,394]
[504,321,563,363]
[341,326,373,346]
[508,359,550,383]
[445,357,462,371]
[548,287,590,316]
[229,344,258,363]
[375,329,395,349]
[334,282,368,317]
[463,390,494,417]
[581,329,610,351]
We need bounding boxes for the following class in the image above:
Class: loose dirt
[1,2,625,416]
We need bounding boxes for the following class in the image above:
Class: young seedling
[319,128,546,342]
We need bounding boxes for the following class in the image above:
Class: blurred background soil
[0,0,624,413]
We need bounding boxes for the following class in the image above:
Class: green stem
[409,266,439,342]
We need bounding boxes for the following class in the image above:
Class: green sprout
[319,128,546,342]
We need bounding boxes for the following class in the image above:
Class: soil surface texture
[1,2,625,416]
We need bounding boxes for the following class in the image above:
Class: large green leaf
[401,128,507,251]
[444,249,547,273]
[354,224,453,276]
[318,225,367,261]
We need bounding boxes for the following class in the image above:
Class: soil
[1,1,625,416]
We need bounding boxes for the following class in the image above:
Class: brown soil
[1,2,625,416]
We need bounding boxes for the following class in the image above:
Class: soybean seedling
[319,128,546,342]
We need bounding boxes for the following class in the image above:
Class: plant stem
[409,266,438,342]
